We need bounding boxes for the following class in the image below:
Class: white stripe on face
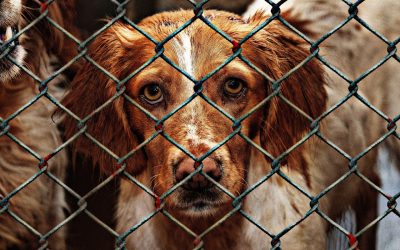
[173,32,194,77]
[171,32,217,150]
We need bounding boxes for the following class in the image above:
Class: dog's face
[0,0,25,81]
[64,10,326,217]
[123,20,267,215]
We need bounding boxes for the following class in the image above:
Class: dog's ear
[244,14,327,161]
[47,0,80,69]
[62,23,148,174]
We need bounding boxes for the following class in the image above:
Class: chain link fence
[0,0,399,249]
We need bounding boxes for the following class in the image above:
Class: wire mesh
[0,0,398,249]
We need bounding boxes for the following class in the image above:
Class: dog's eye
[141,84,163,104]
[223,78,246,97]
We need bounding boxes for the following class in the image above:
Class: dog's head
[63,10,326,217]
[0,0,77,82]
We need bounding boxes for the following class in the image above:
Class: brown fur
[63,2,398,249]
[0,0,79,249]
[62,9,338,249]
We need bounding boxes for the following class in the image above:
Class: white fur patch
[186,123,200,144]
[0,0,22,26]
[0,47,26,82]
[173,32,194,77]
[184,100,218,150]
[327,209,356,250]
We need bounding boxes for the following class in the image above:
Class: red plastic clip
[155,122,164,132]
[193,237,201,247]
[40,2,47,13]
[387,118,396,130]
[232,40,240,52]
[194,161,201,169]
[39,153,54,169]
[155,196,161,209]
[111,162,124,177]
[347,233,359,250]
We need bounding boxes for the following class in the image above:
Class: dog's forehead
[139,10,246,43]
[138,10,247,80]
[139,10,244,28]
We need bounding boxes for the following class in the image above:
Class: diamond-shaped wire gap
[0,209,44,248]
[277,0,357,42]
[351,1,397,43]
[115,170,203,246]
[0,0,51,54]
[351,149,400,242]
[0,169,55,247]
[58,55,164,173]
[275,3,397,129]
[115,200,164,248]
[277,0,397,92]
[234,100,384,248]
[1,38,82,129]
[234,172,321,249]
[215,140,337,248]
[118,156,248,248]
[309,133,390,248]
[0,98,72,178]
[310,131,385,207]
[65,159,122,250]
[324,25,395,85]
[231,109,324,207]
[317,209,359,250]
[0,143,73,247]
[77,17,161,89]
[312,95,396,232]
[0,108,63,206]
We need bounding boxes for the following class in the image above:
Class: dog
[0,0,78,249]
[62,1,399,249]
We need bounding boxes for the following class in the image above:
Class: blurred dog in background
[0,0,78,249]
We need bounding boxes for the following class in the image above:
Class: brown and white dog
[63,0,399,249]
[0,0,78,249]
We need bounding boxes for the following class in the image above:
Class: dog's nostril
[175,158,222,191]
[202,159,222,182]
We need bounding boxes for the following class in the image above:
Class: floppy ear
[62,23,148,174]
[245,14,327,162]
[46,0,80,70]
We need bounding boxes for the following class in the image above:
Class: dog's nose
[175,158,222,190]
